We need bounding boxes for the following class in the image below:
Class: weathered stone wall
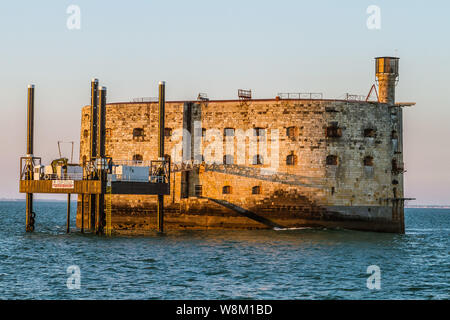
[77,98,404,232]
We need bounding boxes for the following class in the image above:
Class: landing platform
[19,180,169,195]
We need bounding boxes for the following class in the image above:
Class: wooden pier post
[157,81,165,234]
[25,84,35,232]
[66,194,71,233]
[81,194,84,233]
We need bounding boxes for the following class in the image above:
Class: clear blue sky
[1,0,449,204]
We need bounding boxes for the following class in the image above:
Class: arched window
[363,156,374,167]
[326,155,338,166]
[222,186,232,194]
[83,129,89,138]
[286,153,297,166]
[132,154,143,163]
[224,128,235,137]
[253,154,263,165]
[252,186,261,195]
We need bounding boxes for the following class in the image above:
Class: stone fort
[77,57,413,233]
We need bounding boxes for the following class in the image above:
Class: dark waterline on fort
[0,201,448,299]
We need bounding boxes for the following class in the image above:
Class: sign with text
[52,180,74,189]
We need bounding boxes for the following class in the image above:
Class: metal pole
[89,79,99,232]
[96,86,107,235]
[97,87,107,159]
[90,79,99,161]
[157,81,165,233]
[67,194,71,233]
[25,84,35,232]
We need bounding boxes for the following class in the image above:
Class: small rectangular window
[223,155,234,165]
[326,126,342,138]
[224,128,235,137]
[252,186,261,195]
[326,155,338,166]
[364,128,376,138]
[133,128,144,141]
[222,186,232,194]
[286,127,296,139]
[253,128,266,137]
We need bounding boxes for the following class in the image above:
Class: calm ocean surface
[0,201,448,300]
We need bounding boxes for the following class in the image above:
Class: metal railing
[343,93,366,101]
[149,160,170,184]
[112,159,154,167]
[41,173,84,181]
[19,156,41,180]
[278,93,323,100]
[20,156,171,184]
[132,97,159,103]
[238,89,252,100]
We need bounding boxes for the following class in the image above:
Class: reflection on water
[0,201,448,299]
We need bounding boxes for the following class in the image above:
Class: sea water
[0,201,448,299]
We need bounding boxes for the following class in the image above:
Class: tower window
[286,153,297,166]
[222,186,232,194]
[364,128,376,138]
[83,129,89,138]
[363,156,374,167]
[326,155,338,166]
[253,154,263,165]
[326,124,342,138]
[252,186,261,195]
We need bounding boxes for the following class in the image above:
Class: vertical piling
[89,79,99,232]
[81,194,84,233]
[25,84,35,232]
[157,81,166,233]
[67,194,71,233]
[96,86,107,235]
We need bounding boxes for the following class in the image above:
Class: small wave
[273,227,313,231]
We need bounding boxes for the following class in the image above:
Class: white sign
[52,180,74,189]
